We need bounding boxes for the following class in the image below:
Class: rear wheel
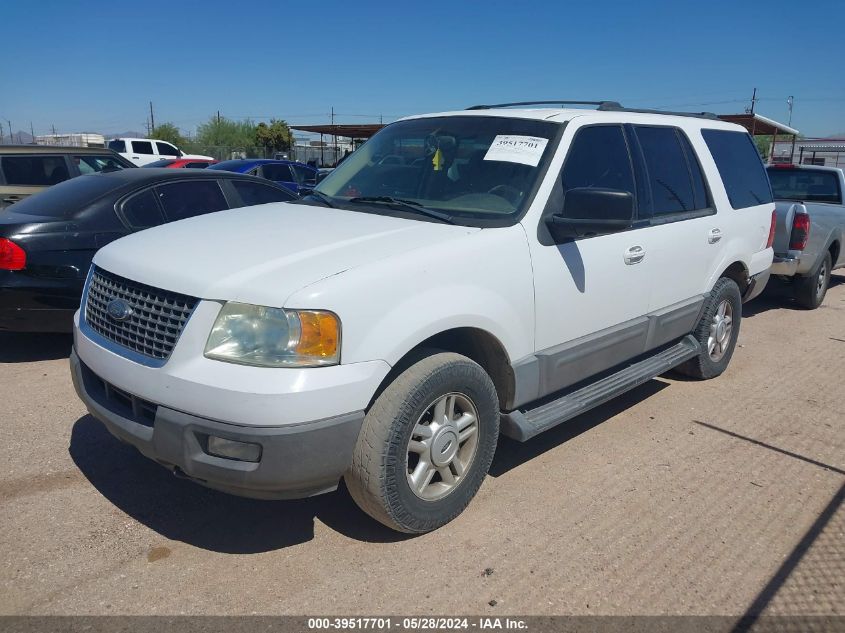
[794,252,831,310]
[675,277,742,380]
[345,351,499,533]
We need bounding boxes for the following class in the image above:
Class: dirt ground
[1,275,843,616]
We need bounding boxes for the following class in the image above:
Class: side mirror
[545,188,634,242]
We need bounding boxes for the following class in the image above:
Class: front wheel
[675,277,742,380]
[345,351,499,533]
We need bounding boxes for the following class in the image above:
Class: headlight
[204,302,340,367]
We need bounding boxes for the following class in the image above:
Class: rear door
[128,140,158,165]
[627,124,722,344]
[0,154,71,210]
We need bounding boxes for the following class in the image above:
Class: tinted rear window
[766,168,842,204]
[208,160,249,172]
[108,140,126,153]
[231,180,297,206]
[702,130,772,209]
[3,174,122,217]
[1,156,70,186]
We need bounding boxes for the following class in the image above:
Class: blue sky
[1,0,843,138]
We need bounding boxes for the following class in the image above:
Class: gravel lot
[1,275,843,616]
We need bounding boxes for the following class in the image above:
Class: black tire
[675,277,742,380]
[345,351,499,533]
[794,251,831,310]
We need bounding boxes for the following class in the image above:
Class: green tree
[754,135,772,160]
[150,122,186,149]
[255,119,294,157]
[194,115,257,159]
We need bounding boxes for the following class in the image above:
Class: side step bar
[500,335,700,442]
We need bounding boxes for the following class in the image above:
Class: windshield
[767,167,842,204]
[313,116,559,225]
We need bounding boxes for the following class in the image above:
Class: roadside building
[771,135,845,167]
[35,133,106,148]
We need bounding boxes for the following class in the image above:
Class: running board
[500,335,700,442]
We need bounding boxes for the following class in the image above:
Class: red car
[142,158,217,169]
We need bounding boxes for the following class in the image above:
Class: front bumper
[70,349,365,499]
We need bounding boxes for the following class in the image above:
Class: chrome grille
[84,267,198,360]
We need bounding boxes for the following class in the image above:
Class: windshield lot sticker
[484,135,549,166]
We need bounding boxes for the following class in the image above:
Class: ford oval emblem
[106,298,133,322]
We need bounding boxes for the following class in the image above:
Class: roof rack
[466,100,720,120]
[466,100,622,110]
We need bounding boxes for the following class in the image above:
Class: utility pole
[30,122,35,142]
[749,87,758,114]
[51,123,56,136]
[7,120,12,144]
[149,101,155,132]
[787,95,794,127]
[331,106,337,166]
[217,110,221,125]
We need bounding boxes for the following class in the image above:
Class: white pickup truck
[71,102,775,532]
[766,164,845,308]
[107,137,214,167]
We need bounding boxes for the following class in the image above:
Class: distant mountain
[1,130,35,144]
[104,131,145,140]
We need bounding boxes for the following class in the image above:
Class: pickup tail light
[789,213,810,251]
[766,210,776,249]
[0,238,26,270]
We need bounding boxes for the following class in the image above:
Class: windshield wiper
[348,196,456,224]
[302,190,336,208]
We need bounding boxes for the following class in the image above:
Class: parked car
[0,169,297,332]
[107,138,215,167]
[70,102,775,533]
[0,145,133,211]
[143,158,218,169]
[208,159,318,195]
[766,164,845,308]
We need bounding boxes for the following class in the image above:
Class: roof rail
[465,100,720,121]
[466,100,622,110]
[596,103,720,120]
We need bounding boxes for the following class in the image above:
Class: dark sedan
[0,168,297,332]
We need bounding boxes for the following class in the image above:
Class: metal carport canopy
[717,113,799,137]
[290,124,385,138]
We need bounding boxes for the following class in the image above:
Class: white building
[35,133,106,148]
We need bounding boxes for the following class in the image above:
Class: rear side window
[262,164,294,182]
[184,162,210,169]
[291,164,316,184]
[766,168,842,204]
[108,140,126,153]
[702,130,773,209]
[561,125,635,198]
[74,155,127,175]
[231,180,297,206]
[132,141,154,155]
[1,156,70,185]
[155,180,228,221]
[122,189,164,228]
[634,126,707,215]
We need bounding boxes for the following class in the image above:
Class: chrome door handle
[708,228,722,244]
[624,245,646,265]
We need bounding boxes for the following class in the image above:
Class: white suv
[107,137,214,166]
[71,101,775,533]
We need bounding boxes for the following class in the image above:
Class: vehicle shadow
[489,379,669,477]
[744,270,845,318]
[68,414,410,554]
[0,332,73,363]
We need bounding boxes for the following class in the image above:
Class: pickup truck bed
[766,164,845,308]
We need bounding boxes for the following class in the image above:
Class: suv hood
[94,202,478,306]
